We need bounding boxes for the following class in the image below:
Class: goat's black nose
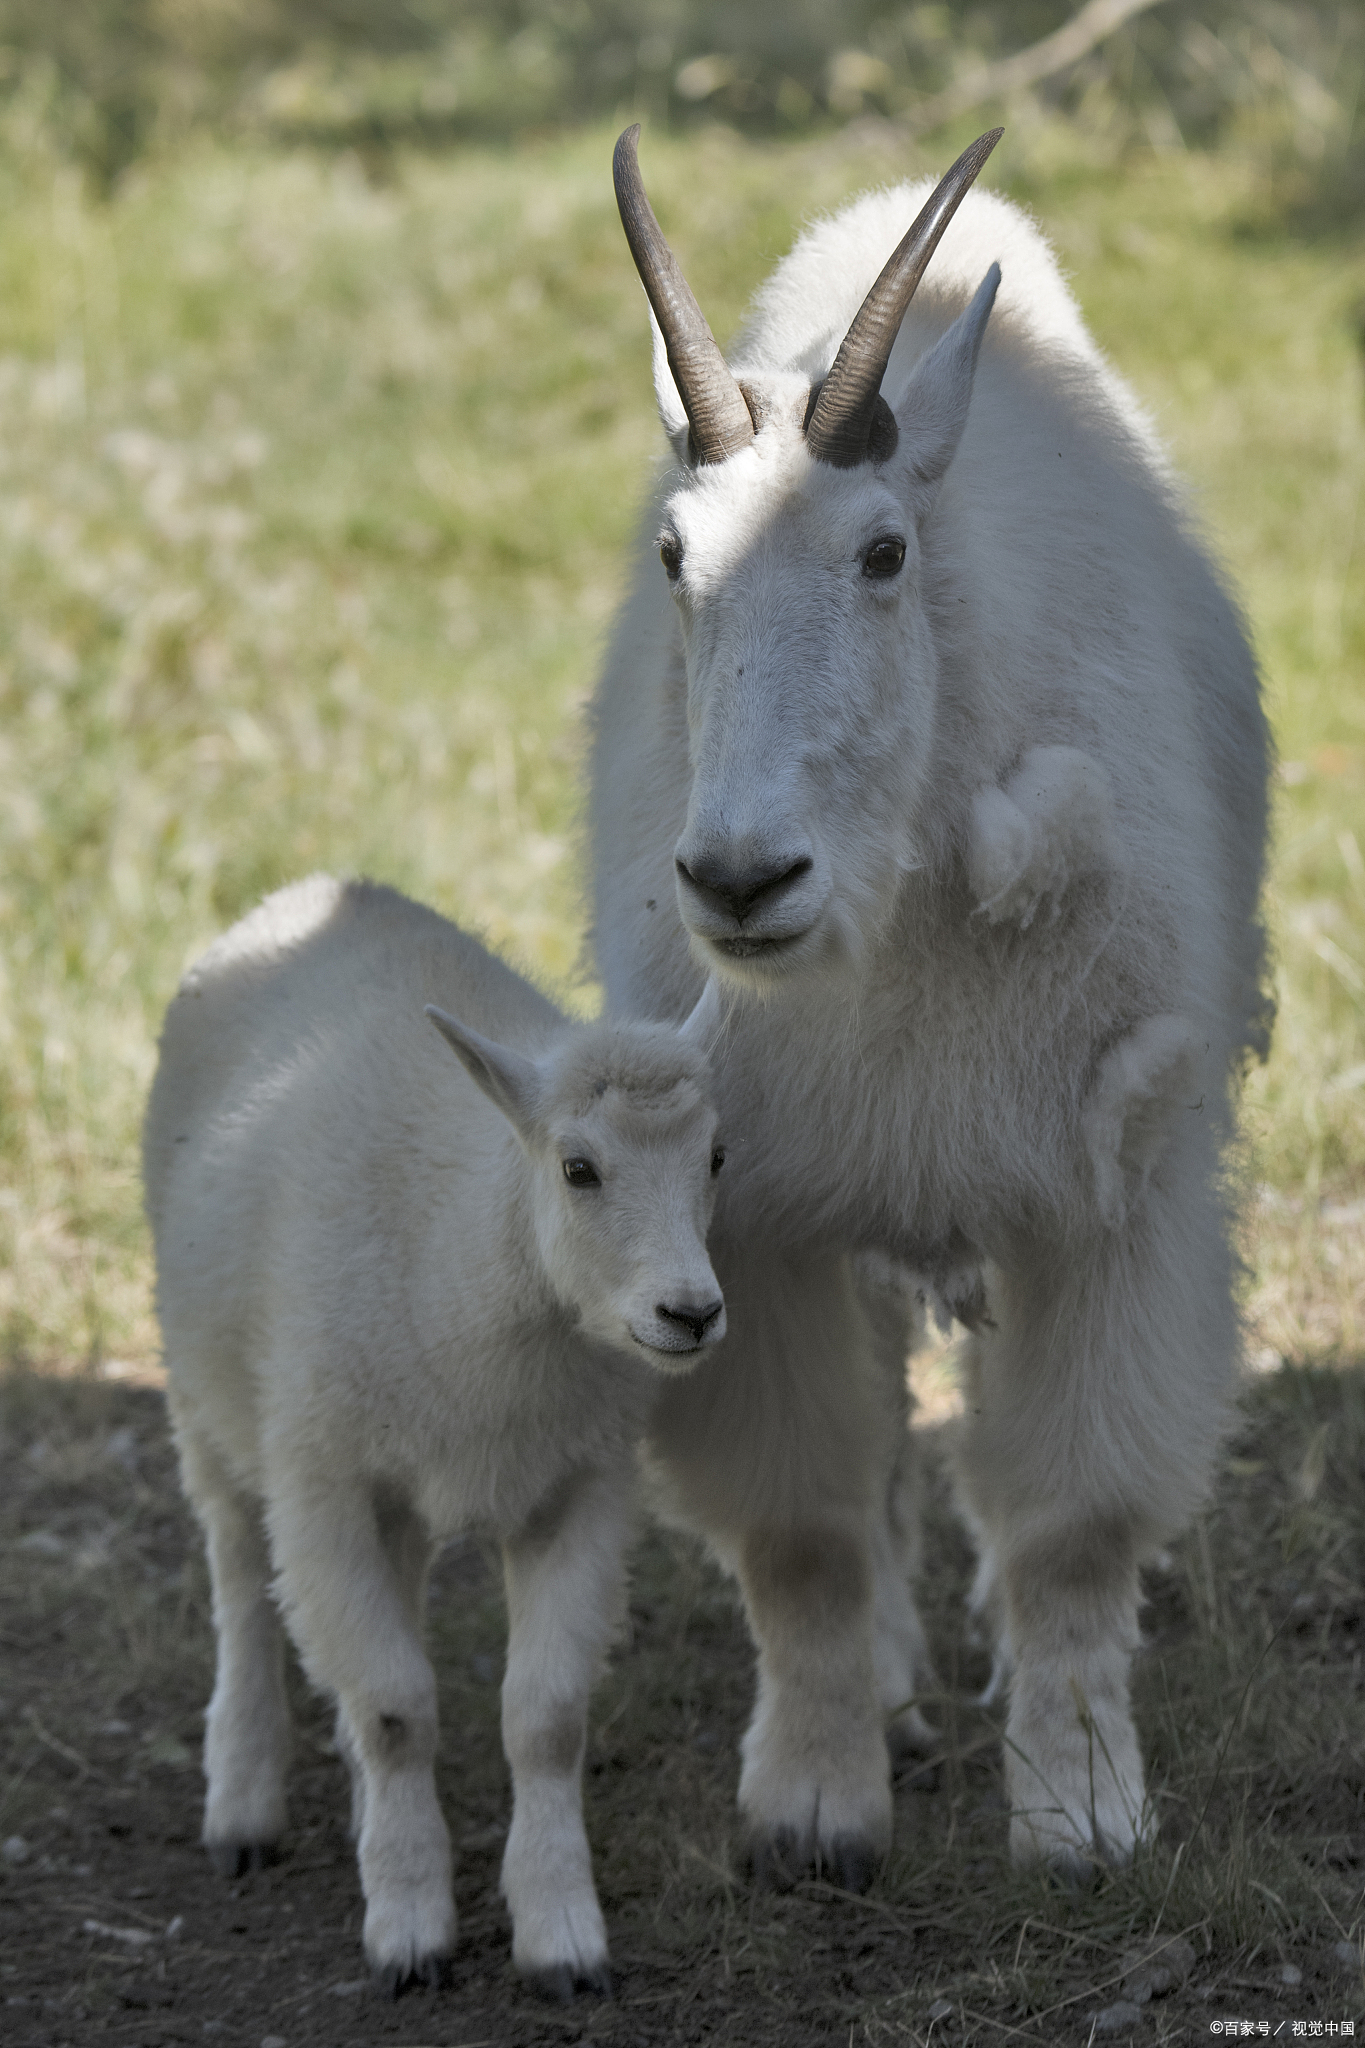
[656,1298,725,1345]
[675,852,812,923]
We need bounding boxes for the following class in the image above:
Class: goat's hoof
[887,1728,933,1770]
[206,1840,278,1878]
[887,1712,941,1782]
[826,1835,879,1895]
[749,1826,803,1892]
[893,1752,942,1793]
[370,1951,451,2001]
[749,1826,879,1894]
[524,1963,574,2004]
[1041,1844,1102,1892]
[520,1958,612,2003]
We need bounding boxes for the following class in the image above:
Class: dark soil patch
[1,1364,1362,2046]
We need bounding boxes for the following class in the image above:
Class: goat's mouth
[694,920,820,981]
[629,1307,726,1357]
[630,1329,710,1369]
[716,930,803,960]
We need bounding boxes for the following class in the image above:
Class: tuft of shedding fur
[144,876,725,1994]
[589,167,1270,1879]
[968,745,1126,929]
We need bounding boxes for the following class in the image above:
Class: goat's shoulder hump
[736,182,1094,376]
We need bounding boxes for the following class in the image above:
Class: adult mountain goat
[589,128,1270,1879]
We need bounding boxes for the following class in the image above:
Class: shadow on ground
[1,1360,1362,2046]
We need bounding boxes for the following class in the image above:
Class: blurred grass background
[0,1,1361,1373]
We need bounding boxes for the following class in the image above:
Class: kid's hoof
[206,1840,277,1878]
[520,1959,611,2003]
[370,1951,451,2000]
[1043,1844,1101,1892]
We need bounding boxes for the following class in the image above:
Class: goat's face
[426,1006,726,1369]
[614,123,1000,990]
[660,403,940,988]
[528,1075,726,1367]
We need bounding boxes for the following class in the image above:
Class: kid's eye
[862,536,906,579]
[659,534,683,581]
[710,1148,726,1176]
[563,1158,601,1188]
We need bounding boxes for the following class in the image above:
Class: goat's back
[144,875,560,1235]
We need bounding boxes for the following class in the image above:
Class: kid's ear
[894,262,1000,517]
[425,1005,541,1137]
[650,305,693,464]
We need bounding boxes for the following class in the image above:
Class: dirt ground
[1,1363,1362,2048]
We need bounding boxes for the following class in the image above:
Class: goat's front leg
[968,745,1123,929]
[735,1515,891,1889]
[266,1467,451,1996]
[648,1250,892,1889]
[499,1468,631,2001]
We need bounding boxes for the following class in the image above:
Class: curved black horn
[804,129,1003,470]
[613,125,755,467]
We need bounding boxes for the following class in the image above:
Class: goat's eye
[562,1158,601,1188]
[862,536,906,579]
[710,1148,726,1176]
[659,534,683,582]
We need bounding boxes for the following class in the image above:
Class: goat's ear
[425,1005,541,1137]
[650,305,693,464]
[893,263,999,517]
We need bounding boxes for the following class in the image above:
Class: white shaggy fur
[144,875,726,1994]
[589,167,1269,1876]
[968,745,1125,929]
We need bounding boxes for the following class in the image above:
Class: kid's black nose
[656,1298,724,1344]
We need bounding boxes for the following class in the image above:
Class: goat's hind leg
[267,1471,452,1996]
[176,1424,291,1875]
[499,1469,631,2000]
[960,1167,1236,1876]
[856,1253,938,1766]
[333,1490,435,1848]
[871,1438,939,1767]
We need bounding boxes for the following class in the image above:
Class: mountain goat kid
[143,875,726,1998]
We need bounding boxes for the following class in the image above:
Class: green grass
[0,114,1361,1371]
